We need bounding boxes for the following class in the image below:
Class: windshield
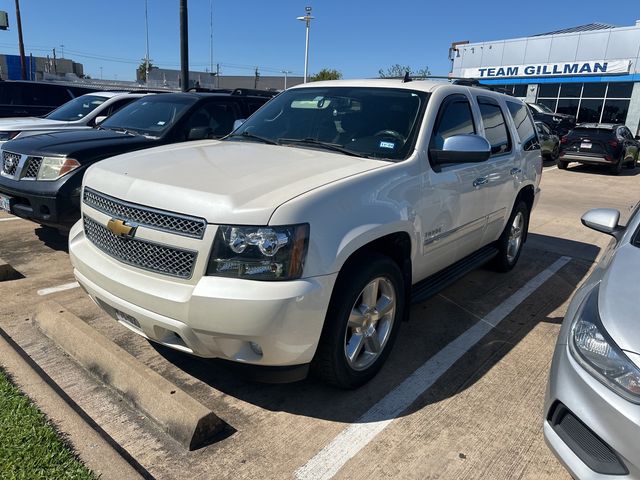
[101,96,196,136]
[531,103,554,114]
[228,87,428,161]
[45,95,108,121]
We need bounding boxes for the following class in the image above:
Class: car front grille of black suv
[83,216,198,279]
[22,157,42,179]
[83,187,207,239]
[2,151,20,176]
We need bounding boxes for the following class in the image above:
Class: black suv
[527,102,575,137]
[0,90,274,231]
[558,123,640,174]
[0,80,99,118]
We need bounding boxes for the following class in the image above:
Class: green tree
[378,64,431,78]
[309,68,343,81]
[137,59,155,82]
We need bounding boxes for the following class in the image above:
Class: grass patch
[0,367,95,480]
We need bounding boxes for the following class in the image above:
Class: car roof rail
[231,88,278,98]
[186,87,234,93]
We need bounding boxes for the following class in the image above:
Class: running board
[410,245,499,304]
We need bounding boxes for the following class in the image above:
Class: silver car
[545,204,640,478]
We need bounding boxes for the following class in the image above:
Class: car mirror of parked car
[430,134,492,165]
[581,208,623,238]
[233,119,245,131]
[188,126,213,141]
[636,135,640,141]
[94,115,107,125]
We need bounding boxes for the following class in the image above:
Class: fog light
[249,341,263,356]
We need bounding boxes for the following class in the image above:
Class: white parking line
[0,216,21,222]
[295,256,571,480]
[37,282,80,296]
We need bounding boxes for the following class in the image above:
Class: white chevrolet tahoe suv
[69,79,542,388]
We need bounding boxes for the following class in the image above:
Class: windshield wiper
[277,138,368,158]
[227,131,278,145]
[107,127,138,136]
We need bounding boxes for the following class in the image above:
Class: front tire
[491,200,529,272]
[312,253,405,389]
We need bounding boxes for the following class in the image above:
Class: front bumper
[69,221,337,368]
[544,342,640,478]
[0,178,80,229]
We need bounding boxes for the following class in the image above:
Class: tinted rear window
[570,127,615,138]
[506,101,537,151]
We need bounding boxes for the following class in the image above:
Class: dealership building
[450,21,640,135]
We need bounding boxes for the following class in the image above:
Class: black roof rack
[186,87,233,93]
[231,88,279,98]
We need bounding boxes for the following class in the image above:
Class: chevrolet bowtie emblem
[107,218,137,238]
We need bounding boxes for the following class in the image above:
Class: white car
[69,79,542,388]
[0,91,149,144]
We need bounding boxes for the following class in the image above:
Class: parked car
[0,80,99,118]
[558,123,639,174]
[0,91,149,144]
[527,102,575,137]
[535,121,560,161]
[0,91,273,231]
[545,204,640,478]
[69,79,542,388]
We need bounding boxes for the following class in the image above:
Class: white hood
[84,140,387,225]
[0,117,67,131]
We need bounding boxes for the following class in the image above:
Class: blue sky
[0,0,638,80]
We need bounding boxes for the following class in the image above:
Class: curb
[34,300,226,450]
[0,326,147,480]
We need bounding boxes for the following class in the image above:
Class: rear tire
[490,201,529,273]
[312,253,405,389]
[610,160,623,175]
[625,156,636,169]
[557,159,568,170]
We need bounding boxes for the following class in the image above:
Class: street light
[144,0,150,84]
[281,70,292,89]
[296,6,314,83]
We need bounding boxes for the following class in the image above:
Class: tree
[309,68,343,82]
[378,64,431,78]
[137,59,155,82]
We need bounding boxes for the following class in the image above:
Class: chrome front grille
[83,187,206,239]
[2,151,20,176]
[23,157,43,179]
[84,216,198,279]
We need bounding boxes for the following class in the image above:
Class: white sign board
[461,60,631,79]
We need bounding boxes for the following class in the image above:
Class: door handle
[473,177,488,187]
[510,167,522,176]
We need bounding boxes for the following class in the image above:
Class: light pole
[281,70,292,89]
[296,6,314,83]
[144,0,150,84]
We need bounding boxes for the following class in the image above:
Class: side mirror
[581,208,623,238]
[233,119,246,131]
[188,126,211,140]
[430,134,491,164]
[635,135,640,140]
[94,115,107,125]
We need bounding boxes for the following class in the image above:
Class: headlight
[569,286,640,402]
[206,224,309,280]
[0,131,20,141]
[36,157,81,181]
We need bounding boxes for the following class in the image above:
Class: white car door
[415,93,490,280]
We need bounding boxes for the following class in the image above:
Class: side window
[105,98,137,117]
[506,100,538,151]
[246,101,265,116]
[430,94,476,151]
[478,97,512,155]
[181,100,240,140]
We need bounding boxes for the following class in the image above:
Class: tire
[551,145,560,162]
[625,156,636,169]
[490,200,529,273]
[610,160,623,175]
[312,253,405,389]
[557,159,568,170]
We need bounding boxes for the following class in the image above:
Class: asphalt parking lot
[1,162,639,480]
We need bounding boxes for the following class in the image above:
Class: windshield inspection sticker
[379,141,395,149]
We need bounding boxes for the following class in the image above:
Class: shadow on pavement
[151,234,597,424]
[34,226,69,253]
[562,163,640,177]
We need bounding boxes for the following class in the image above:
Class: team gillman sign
[461,60,631,79]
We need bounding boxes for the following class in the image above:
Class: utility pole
[216,63,220,88]
[179,0,189,92]
[254,66,259,89]
[15,0,26,80]
[209,0,213,75]
[296,6,314,83]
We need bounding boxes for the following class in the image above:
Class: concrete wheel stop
[34,300,227,450]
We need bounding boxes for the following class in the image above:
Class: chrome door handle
[473,177,488,187]
[510,167,522,176]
